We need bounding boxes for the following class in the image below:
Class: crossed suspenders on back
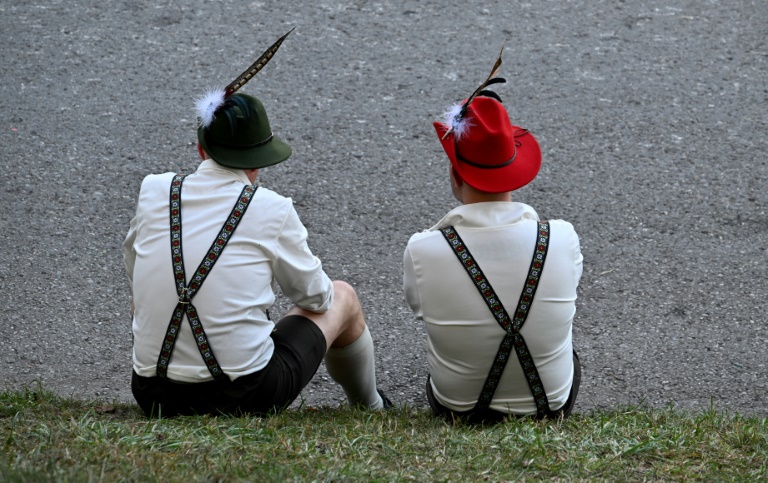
[440,221,557,419]
[156,174,257,381]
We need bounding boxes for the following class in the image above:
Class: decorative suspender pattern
[156,174,257,381]
[440,221,553,418]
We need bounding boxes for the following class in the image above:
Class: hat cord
[453,129,529,169]
[206,133,274,149]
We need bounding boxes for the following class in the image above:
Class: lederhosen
[426,221,580,423]
[156,174,256,381]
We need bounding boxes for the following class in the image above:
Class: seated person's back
[404,53,583,422]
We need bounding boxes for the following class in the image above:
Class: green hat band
[205,133,274,149]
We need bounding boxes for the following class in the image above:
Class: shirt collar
[197,159,253,185]
[429,202,539,231]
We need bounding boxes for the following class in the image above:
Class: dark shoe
[377,388,394,410]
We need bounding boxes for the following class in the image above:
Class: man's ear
[450,166,463,187]
[449,165,464,203]
[197,143,207,160]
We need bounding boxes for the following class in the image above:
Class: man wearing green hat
[123,89,390,416]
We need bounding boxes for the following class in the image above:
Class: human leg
[284,280,386,409]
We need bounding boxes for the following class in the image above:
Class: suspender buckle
[178,287,191,305]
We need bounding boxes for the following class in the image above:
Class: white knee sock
[324,325,383,409]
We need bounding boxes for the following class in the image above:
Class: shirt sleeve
[123,214,138,285]
[403,242,424,320]
[123,176,150,287]
[273,204,333,312]
[571,226,584,288]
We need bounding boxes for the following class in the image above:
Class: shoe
[377,388,394,410]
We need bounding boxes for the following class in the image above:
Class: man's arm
[272,204,334,312]
[123,173,160,317]
[123,209,139,316]
[123,216,138,284]
[403,243,424,320]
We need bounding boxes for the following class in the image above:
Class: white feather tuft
[441,103,474,140]
[195,88,226,128]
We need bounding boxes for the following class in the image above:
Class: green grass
[1,389,765,482]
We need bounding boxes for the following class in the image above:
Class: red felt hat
[434,96,541,193]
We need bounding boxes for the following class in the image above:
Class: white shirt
[403,202,583,414]
[124,160,333,382]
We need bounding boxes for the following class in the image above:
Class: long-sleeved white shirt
[124,160,333,382]
[403,202,582,414]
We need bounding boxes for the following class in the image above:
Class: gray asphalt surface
[1,0,766,416]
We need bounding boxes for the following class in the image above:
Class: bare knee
[331,280,363,321]
[329,280,366,346]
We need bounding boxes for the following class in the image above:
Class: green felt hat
[197,93,292,169]
[195,29,294,169]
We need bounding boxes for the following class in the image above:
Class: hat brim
[433,122,542,193]
[198,129,292,169]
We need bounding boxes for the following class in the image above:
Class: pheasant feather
[224,27,295,97]
[196,28,294,128]
[442,43,507,140]
[462,43,505,112]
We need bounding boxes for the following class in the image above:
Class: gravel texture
[1,0,766,415]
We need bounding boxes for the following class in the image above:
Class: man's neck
[201,153,259,184]
[460,188,512,205]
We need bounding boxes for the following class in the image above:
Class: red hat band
[454,129,529,169]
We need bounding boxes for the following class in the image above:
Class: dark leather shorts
[132,314,326,417]
[426,350,582,424]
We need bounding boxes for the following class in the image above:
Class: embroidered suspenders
[440,221,554,419]
[156,174,257,381]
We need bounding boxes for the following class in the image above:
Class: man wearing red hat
[403,72,583,423]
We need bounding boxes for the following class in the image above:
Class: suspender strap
[440,221,553,418]
[156,174,257,381]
